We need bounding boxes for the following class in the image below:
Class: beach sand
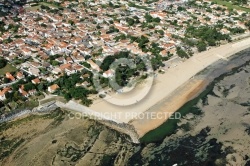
[129,79,207,137]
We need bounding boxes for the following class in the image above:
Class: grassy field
[18,100,39,109]
[0,64,17,75]
[25,2,60,11]
[211,0,250,12]
[25,5,40,11]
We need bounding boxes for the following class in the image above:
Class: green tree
[38,83,45,91]
[68,20,75,26]
[197,42,207,52]
[126,18,135,26]
[3,78,10,83]
[24,83,35,91]
[52,60,59,66]
[207,38,216,46]
[245,20,250,30]
[0,58,7,68]
[81,98,92,107]
[144,13,153,23]
[153,17,161,23]
[64,93,72,101]
[5,92,14,100]
[176,47,189,58]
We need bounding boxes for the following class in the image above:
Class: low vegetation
[211,0,250,12]
[0,108,65,161]
[0,64,17,76]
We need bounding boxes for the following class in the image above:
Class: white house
[48,84,59,93]
[0,93,6,101]
[103,69,114,78]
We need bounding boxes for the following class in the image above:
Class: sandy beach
[86,37,250,138]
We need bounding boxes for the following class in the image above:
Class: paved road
[0,101,58,123]
[0,79,19,89]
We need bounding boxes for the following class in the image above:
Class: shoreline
[137,49,250,142]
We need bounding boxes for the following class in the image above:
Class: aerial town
[0,0,250,117]
[1,0,250,165]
